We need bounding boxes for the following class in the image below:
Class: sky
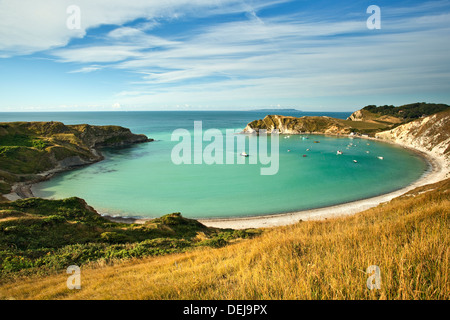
[0,0,450,112]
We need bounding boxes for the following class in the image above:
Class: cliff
[242,114,391,135]
[243,115,353,135]
[375,109,450,172]
[0,121,152,199]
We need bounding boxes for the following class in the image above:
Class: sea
[0,111,428,219]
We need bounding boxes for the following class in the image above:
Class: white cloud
[68,65,102,73]
[1,0,449,110]
[0,0,284,57]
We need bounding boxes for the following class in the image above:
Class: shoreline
[199,148,447,229]
[4,134,449,230]
[102,136,448,229]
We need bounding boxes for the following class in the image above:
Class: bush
[42,215,66,226]
[31,139,48,150]
[199,238,228,248]
[100,232,130,244]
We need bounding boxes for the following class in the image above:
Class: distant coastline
[250,108,302,112]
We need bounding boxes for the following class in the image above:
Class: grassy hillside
[0,197,259,280]
[1,178,448,300]
[348,103,449,127]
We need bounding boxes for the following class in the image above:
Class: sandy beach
[197,147,448,229]
[102,140,449,229]
[5,135,449,230]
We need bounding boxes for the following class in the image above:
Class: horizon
[1,0,450,112]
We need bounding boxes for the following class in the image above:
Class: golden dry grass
[1,179,449,300]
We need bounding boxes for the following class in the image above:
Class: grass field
[1,178,448,300]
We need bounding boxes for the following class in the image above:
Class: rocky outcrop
[243,115,353,135]
[69,124,150,148]
[347,109,402,125]
[347,110,365,122]
[0,121,152,199]
[375,109,450,171]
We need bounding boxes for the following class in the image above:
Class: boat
[240,152,249,157]
[337,150,343,155]
[353,160,358,163]
[303,155,307,157]
[314,141,320,143]
[378,156,384,160]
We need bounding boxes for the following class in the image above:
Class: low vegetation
[0,178,447,300]
[362,103,449,121]
[0,197,259,280]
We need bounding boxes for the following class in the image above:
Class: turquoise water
[1,111,428,219]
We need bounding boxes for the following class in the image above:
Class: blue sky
[0,0,449,112]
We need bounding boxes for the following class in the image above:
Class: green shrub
[31,139,48,150]
[100,232,131,244]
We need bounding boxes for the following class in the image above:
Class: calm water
[1,111,428,219]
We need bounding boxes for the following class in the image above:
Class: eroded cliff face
[243,115,353,135]
[375,110,450,171]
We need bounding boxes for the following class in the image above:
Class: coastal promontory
[243,102,449,136]
[0,121,152,200]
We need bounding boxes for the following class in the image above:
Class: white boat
[240,152,249,157]
[378,156,384,160]
[337,150,343,155]
[353,160,358,163]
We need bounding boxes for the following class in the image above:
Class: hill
[243,103,450,137]
[0,177,447,299]
[0,122,151,200]
[376,109,450,170]
[0,197,258,279]
[347,102,449,124]
[243,114,390,136]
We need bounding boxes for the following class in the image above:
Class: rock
[242,115,353,135]
[375,109,450,171]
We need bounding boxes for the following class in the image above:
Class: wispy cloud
[68,65,102,73]
[1,0,450,110]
